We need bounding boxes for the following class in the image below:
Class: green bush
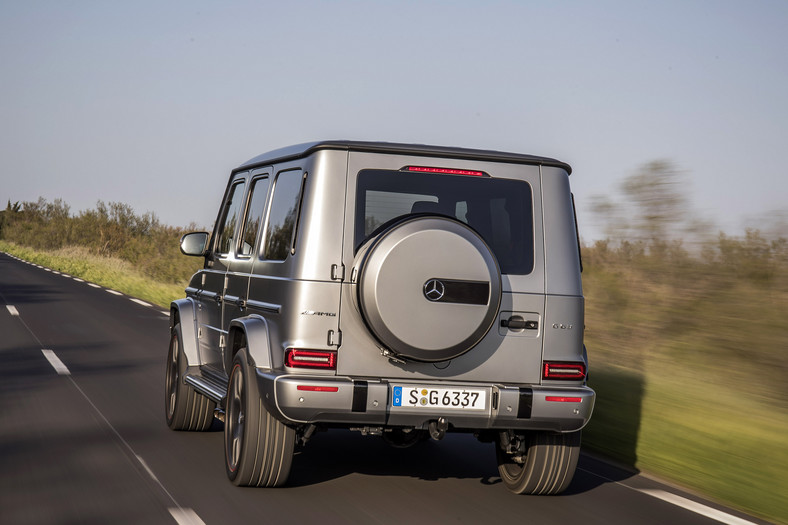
[0,198,203,285]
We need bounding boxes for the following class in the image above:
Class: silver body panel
[172,141,594,433]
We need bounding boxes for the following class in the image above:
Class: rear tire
[165,323,216,431]
[225,348,295,487]
[495,431,581,495]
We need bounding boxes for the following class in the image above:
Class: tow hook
[428,417,449,441]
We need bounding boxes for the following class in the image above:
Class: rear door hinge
[331,264,345,281]
[328,329,342,347]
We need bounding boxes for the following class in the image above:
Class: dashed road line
[638,489,758,525]
[8,256,162,311]
[41,349,71,375]
[7,305,20,316]
[130,298,152,307]
[168,508,206,525]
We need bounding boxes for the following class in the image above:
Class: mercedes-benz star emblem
[423,279,445,302]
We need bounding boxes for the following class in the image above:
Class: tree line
[0,198,202,284]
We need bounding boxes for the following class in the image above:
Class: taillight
[403,166,487,177]
[542,361,586,380]
[285,349,337,370]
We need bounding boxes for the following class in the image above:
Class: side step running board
[185,373,227,404]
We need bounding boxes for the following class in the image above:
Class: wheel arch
[170,298,201,366]
[226,315,275,373]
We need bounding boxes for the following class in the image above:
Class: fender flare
[226,315,276,373]
[170,298,201,367]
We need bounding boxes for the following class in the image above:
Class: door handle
[501,316,538,331]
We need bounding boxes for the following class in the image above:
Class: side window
[238,177,270,257]
[263,170,305,261]
[216,181,246,255]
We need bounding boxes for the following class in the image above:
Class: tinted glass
[216,181,246,255]
[356,169,534,274]
[238,177,270,256]
[264,170,304,260]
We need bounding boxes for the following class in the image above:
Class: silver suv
[167,141,595,494]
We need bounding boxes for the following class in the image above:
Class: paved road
[0,252,768,525]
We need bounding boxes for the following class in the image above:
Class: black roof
[236,140,572,175]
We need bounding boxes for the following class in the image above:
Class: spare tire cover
[357,216,502,362]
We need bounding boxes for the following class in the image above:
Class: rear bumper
[255,370,595,433]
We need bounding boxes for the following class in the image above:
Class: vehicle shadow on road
[287,429,637,495]
[288,429,500,487]
[288,367,645,495]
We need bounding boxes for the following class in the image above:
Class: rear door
[339,152,546,385]
[196,172,247,369]
[222,169,271,370]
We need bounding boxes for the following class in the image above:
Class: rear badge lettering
[301,311,337,317]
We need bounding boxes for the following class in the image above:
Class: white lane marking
[41,349,71,375]
[138,458,205,524]
[578,466,759,525]
[6,305,19,316]
[130,298,152,308]
[161,311,170,317]
[106,289,122,296]
[52,271,61,275]
[169,508,206,525]
[73,277,84,282]
[136,455,162,484]
[64,379,188,515]
[638,489,758,525]
[88,283,101,288]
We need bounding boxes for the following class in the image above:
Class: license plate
[392,386,487,410]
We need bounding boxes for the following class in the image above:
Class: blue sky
[1,0,786,240]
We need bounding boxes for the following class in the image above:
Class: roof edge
[236,140,572,175]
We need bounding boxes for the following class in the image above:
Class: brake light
[404,166,486,177]
[285,349,337,370]
[542,362,586,380]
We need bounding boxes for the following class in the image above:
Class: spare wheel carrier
[356,215,502,362]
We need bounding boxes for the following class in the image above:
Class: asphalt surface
[0,252,770,525]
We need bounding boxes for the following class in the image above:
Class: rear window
[355,169,534,274]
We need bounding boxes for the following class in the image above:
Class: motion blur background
[1,1,786,523]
